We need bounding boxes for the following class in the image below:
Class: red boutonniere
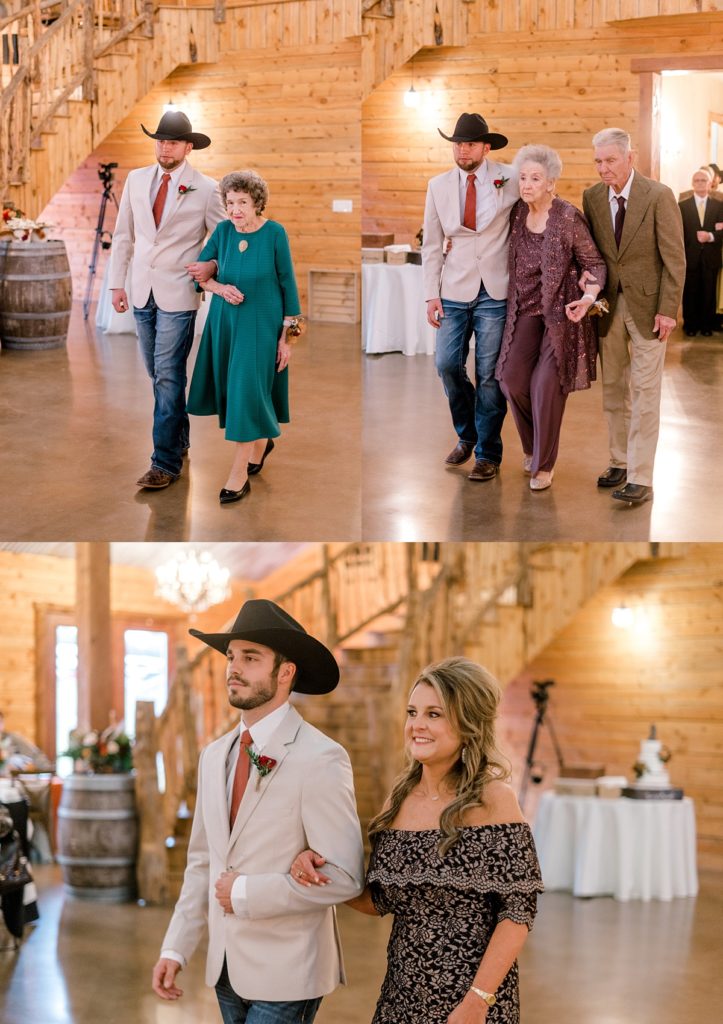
[245,746,277,778]
[493,177,509,190]
[178,184,197,195]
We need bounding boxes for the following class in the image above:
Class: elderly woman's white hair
[513,144,563,180]
[591,128,632,154]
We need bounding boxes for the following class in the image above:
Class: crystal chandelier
[154,550,231,613]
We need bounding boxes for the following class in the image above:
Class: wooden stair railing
[0,0,155,197]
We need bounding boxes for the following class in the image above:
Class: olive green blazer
[582,171,685,338]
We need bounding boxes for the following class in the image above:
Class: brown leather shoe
[468,460,499,482]
[136,467,175,490]
[445,441,475,466]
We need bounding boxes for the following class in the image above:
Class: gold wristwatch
[471,986,497,1007]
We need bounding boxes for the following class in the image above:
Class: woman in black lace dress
[291,657,543,1023]
[495,144,607,491]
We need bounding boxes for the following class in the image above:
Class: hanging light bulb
[404,84,420,108]
[611,603,634,629]
[163,99,178,113]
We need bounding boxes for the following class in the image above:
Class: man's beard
[227,672,279,710]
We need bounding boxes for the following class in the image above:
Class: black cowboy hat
[438,113,508,150]
[189,599,339,695]
[141,111,211,150]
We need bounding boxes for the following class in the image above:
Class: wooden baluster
[82,0,94,100]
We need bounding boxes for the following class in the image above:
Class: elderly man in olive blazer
[582,127,685,505]
[152,600,365,1024]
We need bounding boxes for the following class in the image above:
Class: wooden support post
[135,700,169,905]
[82,0,95,102]
[75,542,113,732]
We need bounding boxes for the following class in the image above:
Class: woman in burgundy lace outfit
[291,658,543,1024]
[495,144,607,490]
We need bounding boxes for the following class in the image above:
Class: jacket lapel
[229,705,303,847]
[618,173,650,257]
[206,726,241,850]
[589,184,616,255]
[136,165,160,237]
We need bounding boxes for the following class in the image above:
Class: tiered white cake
[633,726,671,788]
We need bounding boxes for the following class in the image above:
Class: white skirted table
[362,263,437,356]
[533,791,698,901]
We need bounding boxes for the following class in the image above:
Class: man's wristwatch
[470,986,497,1007]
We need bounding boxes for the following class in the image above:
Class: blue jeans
[134,292,197,478]
[434,284,508,464]
[215,961,322,1024]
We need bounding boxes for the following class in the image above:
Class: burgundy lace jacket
[496,197,607,394]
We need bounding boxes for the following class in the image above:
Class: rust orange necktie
[463,174,477,230]
[229,729,253,828]
[152,172,171,228]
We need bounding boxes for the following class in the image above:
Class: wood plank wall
[361,13,723,244]
[40,37,362,310]
[0,552,189,745]
[497,545,723,872]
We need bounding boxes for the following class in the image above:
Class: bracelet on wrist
[470,987,497,1007]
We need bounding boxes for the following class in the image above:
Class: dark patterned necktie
[614,195,626,248]
[152,173,171,228]
[463,174,477,230]
[229,729,253,828]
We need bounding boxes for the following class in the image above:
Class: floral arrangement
[245,745,276,780]
[492,177,509,190]
[63,722,133,774]
[1,201,52,241]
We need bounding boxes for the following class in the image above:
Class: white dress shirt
[607,169,634,230]
[161,701,291,967]
[457,161,498,233]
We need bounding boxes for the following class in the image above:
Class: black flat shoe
[248,439,275,476]
[219,480,251,505]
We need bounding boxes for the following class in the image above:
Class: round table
[533,791,698,901]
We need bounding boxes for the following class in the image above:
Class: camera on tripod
[531,679,554,709]
[98,162,118,188]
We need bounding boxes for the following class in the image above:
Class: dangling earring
[461,746,467,765]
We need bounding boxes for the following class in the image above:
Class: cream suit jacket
[108,161,225,312]
[422,161,519,303]
[160,705,365,1001]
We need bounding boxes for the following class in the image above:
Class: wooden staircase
[1,1,220,215]
[134,542,687,902]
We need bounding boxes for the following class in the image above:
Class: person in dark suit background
[679,168,723,337]
[582,127,685,506]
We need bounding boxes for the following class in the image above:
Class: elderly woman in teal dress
[186,170,301,504]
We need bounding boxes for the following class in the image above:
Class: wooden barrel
[0,239,72,350]
[57,773,138,902]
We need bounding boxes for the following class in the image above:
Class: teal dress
[187,219,300,442]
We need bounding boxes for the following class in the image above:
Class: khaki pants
[600,293,666,488]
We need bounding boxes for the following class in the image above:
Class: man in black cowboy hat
[422,112,519,482]
[109,111,225,490]
[152,599,364,1023]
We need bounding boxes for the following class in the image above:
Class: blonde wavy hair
[368,657,510,856]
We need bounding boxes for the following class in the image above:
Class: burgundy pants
[498,315,567,475]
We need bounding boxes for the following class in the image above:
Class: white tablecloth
[95,261,209,336]
[362,263,437,356]
[533,791,698,901]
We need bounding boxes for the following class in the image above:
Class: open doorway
[659,70,723,196]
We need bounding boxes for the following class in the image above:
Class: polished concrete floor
[0,306,360,541]
[2,865,721,1024]
[362,332,723,541]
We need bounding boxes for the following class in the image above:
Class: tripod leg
[82,193,109,320]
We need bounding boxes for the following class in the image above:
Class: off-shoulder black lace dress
[367,824,543,1024]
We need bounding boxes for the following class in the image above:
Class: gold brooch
[238,240,248,253]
